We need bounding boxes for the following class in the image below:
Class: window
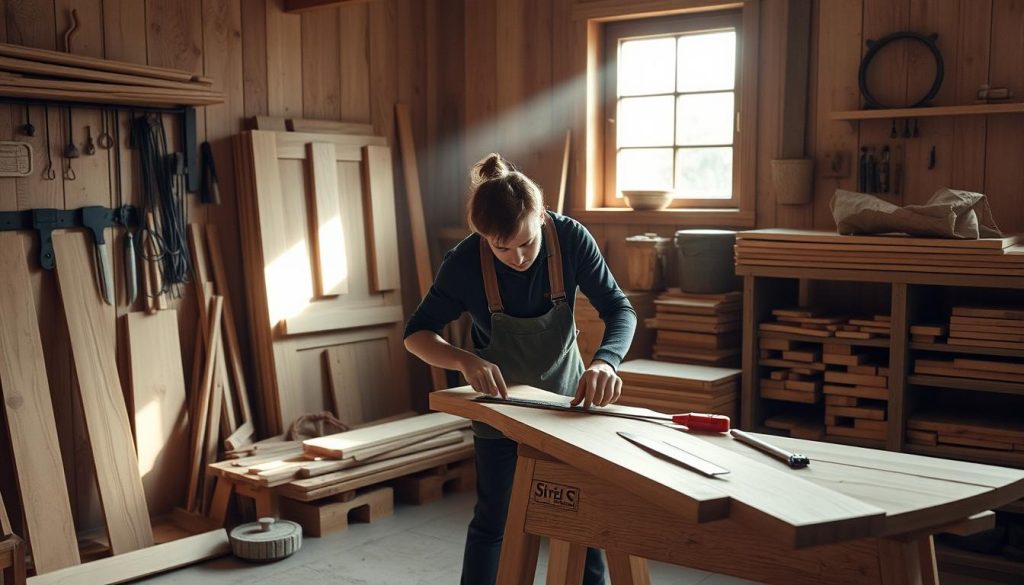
[603,12,742,209]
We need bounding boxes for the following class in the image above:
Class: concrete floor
[142,491,759,584]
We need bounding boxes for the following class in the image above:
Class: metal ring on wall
[858,31,944,109]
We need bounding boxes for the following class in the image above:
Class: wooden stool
[0,535,26,585]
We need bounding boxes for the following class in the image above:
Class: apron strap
[543,212,566,304]
[480,236,505,313]
[478,211,566,313]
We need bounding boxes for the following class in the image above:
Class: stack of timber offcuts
[207,413,474,503]
[946,306,1024,351]
[821,342,890,444]
[734,229,1024,277]
[907,409,1024,465]
[758,308,891,340]
[914,356,1024,388]
[575,291,654,363]
[617,359,740,420]
[647,289,741,366]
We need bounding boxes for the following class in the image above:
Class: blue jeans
[461,436,607,585]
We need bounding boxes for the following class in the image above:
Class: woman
[404,153,636,585]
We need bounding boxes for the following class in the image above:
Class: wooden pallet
[279,487,394,537]
[393,460,476,505]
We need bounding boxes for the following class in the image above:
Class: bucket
[624,233,672,291]
[674,229,740,294]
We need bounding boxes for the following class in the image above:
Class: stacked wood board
[907,410,1024,465]
[914,358,1024,385]
[234,129,410,435]
[648,290,741,365]
[910,323,947,344]
[616,359,740,420]
[0,42,222,106]
[821,344,890,443]
[207,414,474,520]
[735,229,1024,277]
[575,291,654,363]
[758,308,891,340]
[947,306,1024,351]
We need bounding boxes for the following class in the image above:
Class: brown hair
[467,153,545,242]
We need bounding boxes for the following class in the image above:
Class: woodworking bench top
[430,385,1024,549]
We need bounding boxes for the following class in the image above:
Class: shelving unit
[831,102,1024,121]
[739,265,1024,455]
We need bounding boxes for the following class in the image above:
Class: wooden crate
[279,487,394,538]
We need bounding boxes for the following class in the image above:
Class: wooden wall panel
[984,0,1024,232]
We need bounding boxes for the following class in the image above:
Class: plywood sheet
[52,231,153,554]
[0,233,79,572]
[127,310,189,516]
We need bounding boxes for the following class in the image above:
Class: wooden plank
[303,412,468,458]
[985,0,1024,232]
[53,231,153,553]
[26,529,230,585]
[288,119,374,134]
[362,144,400,292]
[338,3,371,124]
[186,297,223,513]
[950,0,990,192]
[127,311,189,517]
[953,358,1024,376]
[0,233,79,572]
[737,229,1021,250]
[0,41,195,81]
[0,490,9,536]
[325,344,368,427]
[307,142,350,296]
[266,0,304,117]
[300,8,342,120]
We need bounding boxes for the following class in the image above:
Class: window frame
[569,0,758,228]
[602,11,743,209]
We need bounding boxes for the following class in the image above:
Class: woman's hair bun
[472,153,509,184]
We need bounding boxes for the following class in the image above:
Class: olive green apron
[473,213,585,439]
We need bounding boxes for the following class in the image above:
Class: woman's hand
[459,354,509,399]
[571,360,622,408]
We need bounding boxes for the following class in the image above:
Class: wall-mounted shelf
[831,102,1024,121]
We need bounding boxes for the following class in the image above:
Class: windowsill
[570,207,755,228]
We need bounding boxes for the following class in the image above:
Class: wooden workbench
[430,386,1024,585]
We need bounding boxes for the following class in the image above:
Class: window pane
[618,96,674,147]
[617,148,673,192]
[676,147,733,199]
[676,92,734,145]
[677,31,736,92]
[618,37,675,96]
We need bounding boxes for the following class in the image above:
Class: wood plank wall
[0,0,433,533]
[440,0,1024,279]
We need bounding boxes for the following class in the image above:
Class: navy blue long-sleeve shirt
[404,211,636,369]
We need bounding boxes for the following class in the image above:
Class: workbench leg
[3,536,26,585]
[607,551,650,585]
[496,456,541,585]
[546,538,586,585]
[208,478,234,526]
[878,535,937,585]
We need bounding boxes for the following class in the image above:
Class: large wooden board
[618,359,741,387]
[0,233,80,573]
[431,386,888,548]
[52,231,153,554]
[26,529,230,585]
[127,310,189,516]
[303,412,468,458]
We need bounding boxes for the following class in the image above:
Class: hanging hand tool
[200,141,221,204]
[96,110,113,150]
[109,109,136,304]
[474,395,731,431]
[730,429,809,469]
[82,206,116,305]
[618,431,730,477]
[84,125,96,156]
[928,145,936,170]
[902,119,911,138]
[879,146,890,194]
[21,105,34,137]
[63,107,78,180]
[42,105,55,180]
[889,119,897,139]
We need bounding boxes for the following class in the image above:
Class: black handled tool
[730,429,809,469]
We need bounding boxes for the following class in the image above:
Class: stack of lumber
[911,323,947,344]
[735,229,1024,277]
[914,358,1024,386]
[616,359,740,420]
[907,410,1024,464]
[0,42,222,106]
[759,337,825,404]
[821,343,890,443]
[947,307,1024,350]
[576,291,654,363]
[759,308,891,339]
[208,413,473,499]
[649,289,742,365]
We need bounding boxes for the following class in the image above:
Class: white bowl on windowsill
[622,190,674,211]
